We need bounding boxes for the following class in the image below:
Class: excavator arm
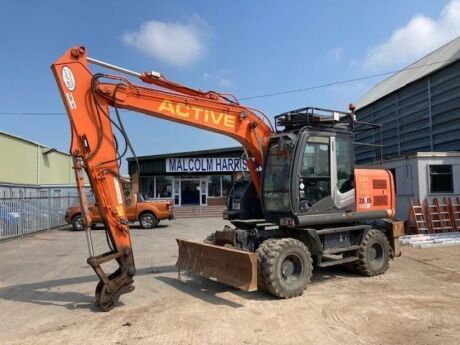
[51,46,273,310]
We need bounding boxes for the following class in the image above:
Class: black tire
[256,239,277,292]
[139,212,158,229]
[91,223,98,230]
[71,214,83,231]
[258,238,313,298]
[354,229,391,276]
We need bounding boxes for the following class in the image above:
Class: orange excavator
[52,46,401,311]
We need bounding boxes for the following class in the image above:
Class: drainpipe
[37,146,40,184]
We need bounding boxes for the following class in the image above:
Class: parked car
[65,193,174,231]
[0,201,21,236]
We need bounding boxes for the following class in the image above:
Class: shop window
[140,176,156,198]
[208,176,222,197]
[429,165,453,193]
[156,176,173,198]
[222,175,233,197]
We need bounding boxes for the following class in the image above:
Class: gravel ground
[0,218,459,345]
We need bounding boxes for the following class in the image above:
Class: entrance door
[200,178,207,206]
[181,180,201,205]
[173,179,181,206]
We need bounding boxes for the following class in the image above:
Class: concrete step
[173,206,226,218]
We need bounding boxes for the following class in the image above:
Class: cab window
[263,141,294,212]
[336,136,354,193]
[299,136,330,206]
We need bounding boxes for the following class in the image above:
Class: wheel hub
[142,216,153,226]
[281,254,303,283]
[369,242,384,268]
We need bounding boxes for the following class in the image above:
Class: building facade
[0,131,92,240]
[354,37,460,221]
[0,131,88,197]
[382,153,460,220]
[355,37,460,163]
[128,147,246,207]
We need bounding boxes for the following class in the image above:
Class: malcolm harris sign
[166,157,249,173]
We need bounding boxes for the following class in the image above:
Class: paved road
[0,218,459,345]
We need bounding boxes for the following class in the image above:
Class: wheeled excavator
[52,46,401,311]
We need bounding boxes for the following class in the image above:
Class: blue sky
[1,0,458,172]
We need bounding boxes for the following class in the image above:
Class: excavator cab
[226,107,359,226]
[262,108,356,225]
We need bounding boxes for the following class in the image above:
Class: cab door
[294,132,355,214]
[296,135,332,213]
[331,135,355,209]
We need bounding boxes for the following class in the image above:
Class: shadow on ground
[0,265,176,311]
[0,262,361,312]
[58,224,169,232]
[157,264,360,306]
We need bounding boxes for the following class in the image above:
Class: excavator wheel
[258,238,313,298]
[255,239,277,292]
[354,229,391,276]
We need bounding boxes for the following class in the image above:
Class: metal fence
[0,196,81,240]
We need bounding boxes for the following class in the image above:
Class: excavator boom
[51,46,273,309]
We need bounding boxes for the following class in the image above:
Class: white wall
[383,154,460,220]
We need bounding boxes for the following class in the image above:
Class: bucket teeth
[176,239,258,292]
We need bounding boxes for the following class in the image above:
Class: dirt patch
[0,221,459,344]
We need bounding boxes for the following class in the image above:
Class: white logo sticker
[62,66,76,91]
[113,176,123,205]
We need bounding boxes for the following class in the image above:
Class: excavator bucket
[176,239,258,291]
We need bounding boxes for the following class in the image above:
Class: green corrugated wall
[0,132,84,185]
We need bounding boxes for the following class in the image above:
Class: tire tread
[257,238,313,298]
[354,229,390,276]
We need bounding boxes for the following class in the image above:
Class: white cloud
[326,47,344,62]
[202,70,234,89]
[363,0,460,71]
[122,15,209,67]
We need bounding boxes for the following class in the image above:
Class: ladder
[409,198,429,234]
[426,198,444,234]
[447,197,460,231]
[430,198,453,233]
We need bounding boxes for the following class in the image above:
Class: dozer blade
[176,239,258,292]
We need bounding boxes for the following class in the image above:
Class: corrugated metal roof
[356,36,460,110]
